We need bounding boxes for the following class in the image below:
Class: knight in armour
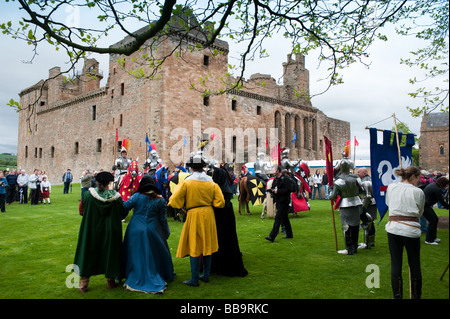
[357,168,378,249]
[329,153,365,255]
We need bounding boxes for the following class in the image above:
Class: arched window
[295,115,301,148]
[312,119,317,151]
[275,111,282,144]
[440,145,445,155]
[285,113,291,147]
[303,117,309,149]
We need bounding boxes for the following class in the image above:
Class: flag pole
[331,201,338,251]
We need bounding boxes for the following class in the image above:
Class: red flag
[211,133,216,140]
[354,137,359,146]
[324,136,334,187]
[116,129,119,142]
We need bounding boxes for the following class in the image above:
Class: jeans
[323,184,329,199]
[312,184,322,199]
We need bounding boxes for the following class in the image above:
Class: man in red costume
[119,160,143,201]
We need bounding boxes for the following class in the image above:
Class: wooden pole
[392,113,402,169]
[331,201,338,251]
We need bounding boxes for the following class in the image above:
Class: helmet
[340,157,354,174]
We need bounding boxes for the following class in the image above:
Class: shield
[247,175,266,206]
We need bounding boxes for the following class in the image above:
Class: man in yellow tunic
[168,155,225,286]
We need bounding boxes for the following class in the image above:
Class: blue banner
[369,128,415,222]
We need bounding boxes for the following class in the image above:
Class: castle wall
[17,29,350,184]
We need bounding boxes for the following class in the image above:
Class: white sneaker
[357,243,367,250]
[338,249,350,255]
[425,240,439,245]
[434,238,441,243]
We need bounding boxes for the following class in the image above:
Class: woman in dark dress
[210,166,248,277]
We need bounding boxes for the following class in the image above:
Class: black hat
[137,175,162,194]
[96,171,114,183]
[186,154,208,169]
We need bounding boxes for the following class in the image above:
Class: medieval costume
[357,169,378,249]
[329,156,364,255]
[168,155,225,286]
[118,159,142,201]
[40,175,51,204]
[121,175,175,294]
[211,166,248,277]
[74,172,123,292]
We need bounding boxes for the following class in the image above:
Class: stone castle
[17,23,350,184]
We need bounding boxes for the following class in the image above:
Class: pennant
[354,136,359,147]
[369,128,415,222]
[292,132,297,145]
[270,142,281,166]
[116,129,119,142]
[324,136,334,188]
[183,136,188,146]
[145,134,152,152]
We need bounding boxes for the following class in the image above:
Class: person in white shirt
[385,166,425,299]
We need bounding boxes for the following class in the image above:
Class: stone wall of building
[17,26,350,184]
[419,113,449,173]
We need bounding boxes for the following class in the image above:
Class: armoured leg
[338,224,354,255]
[359,212,373,249]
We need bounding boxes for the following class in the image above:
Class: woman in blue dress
[122,175,175,294]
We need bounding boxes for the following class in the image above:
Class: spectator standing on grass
[6,169,17,205]
[422,177,449,245]
[62,169,73,194]
[312,169,323,200]
[0,171,8,213]
[17,169,29,204]
[322,171,329,200]
[385,166,425,299]
[74,171,123,293]
[29,169,40,205]
[40,175,52,204]
[80,170,92,198]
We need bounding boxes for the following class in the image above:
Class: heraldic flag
[369,127,415,222]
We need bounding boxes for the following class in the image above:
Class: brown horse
[238,176,251,215]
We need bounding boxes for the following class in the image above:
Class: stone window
[39,148,42,159]
[204,96,210,106]
[440,145,445,155]
[232,100,237,111]
[34,147,37,158]
[96,139,102,152]
[74,142,79,155]
[203,55,210,66]
[92,105,96,121]
[25,146,28,158]
[121,83,125,95]
[50,146,55,158]
[120,114,123,127]
[257,105,261,115]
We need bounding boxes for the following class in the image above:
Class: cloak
[74,188,123,278]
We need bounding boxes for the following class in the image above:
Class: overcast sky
[0,4,435,160]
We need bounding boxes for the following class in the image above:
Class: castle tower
[282,53,310,102]
[79,58,103,94]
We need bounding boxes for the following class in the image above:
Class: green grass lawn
[0,184,448,300]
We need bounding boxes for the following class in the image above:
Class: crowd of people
[73,152,248,294]
[1,151,448,299]
[0,168,53,212]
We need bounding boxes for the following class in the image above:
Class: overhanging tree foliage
[1,0,448,118]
